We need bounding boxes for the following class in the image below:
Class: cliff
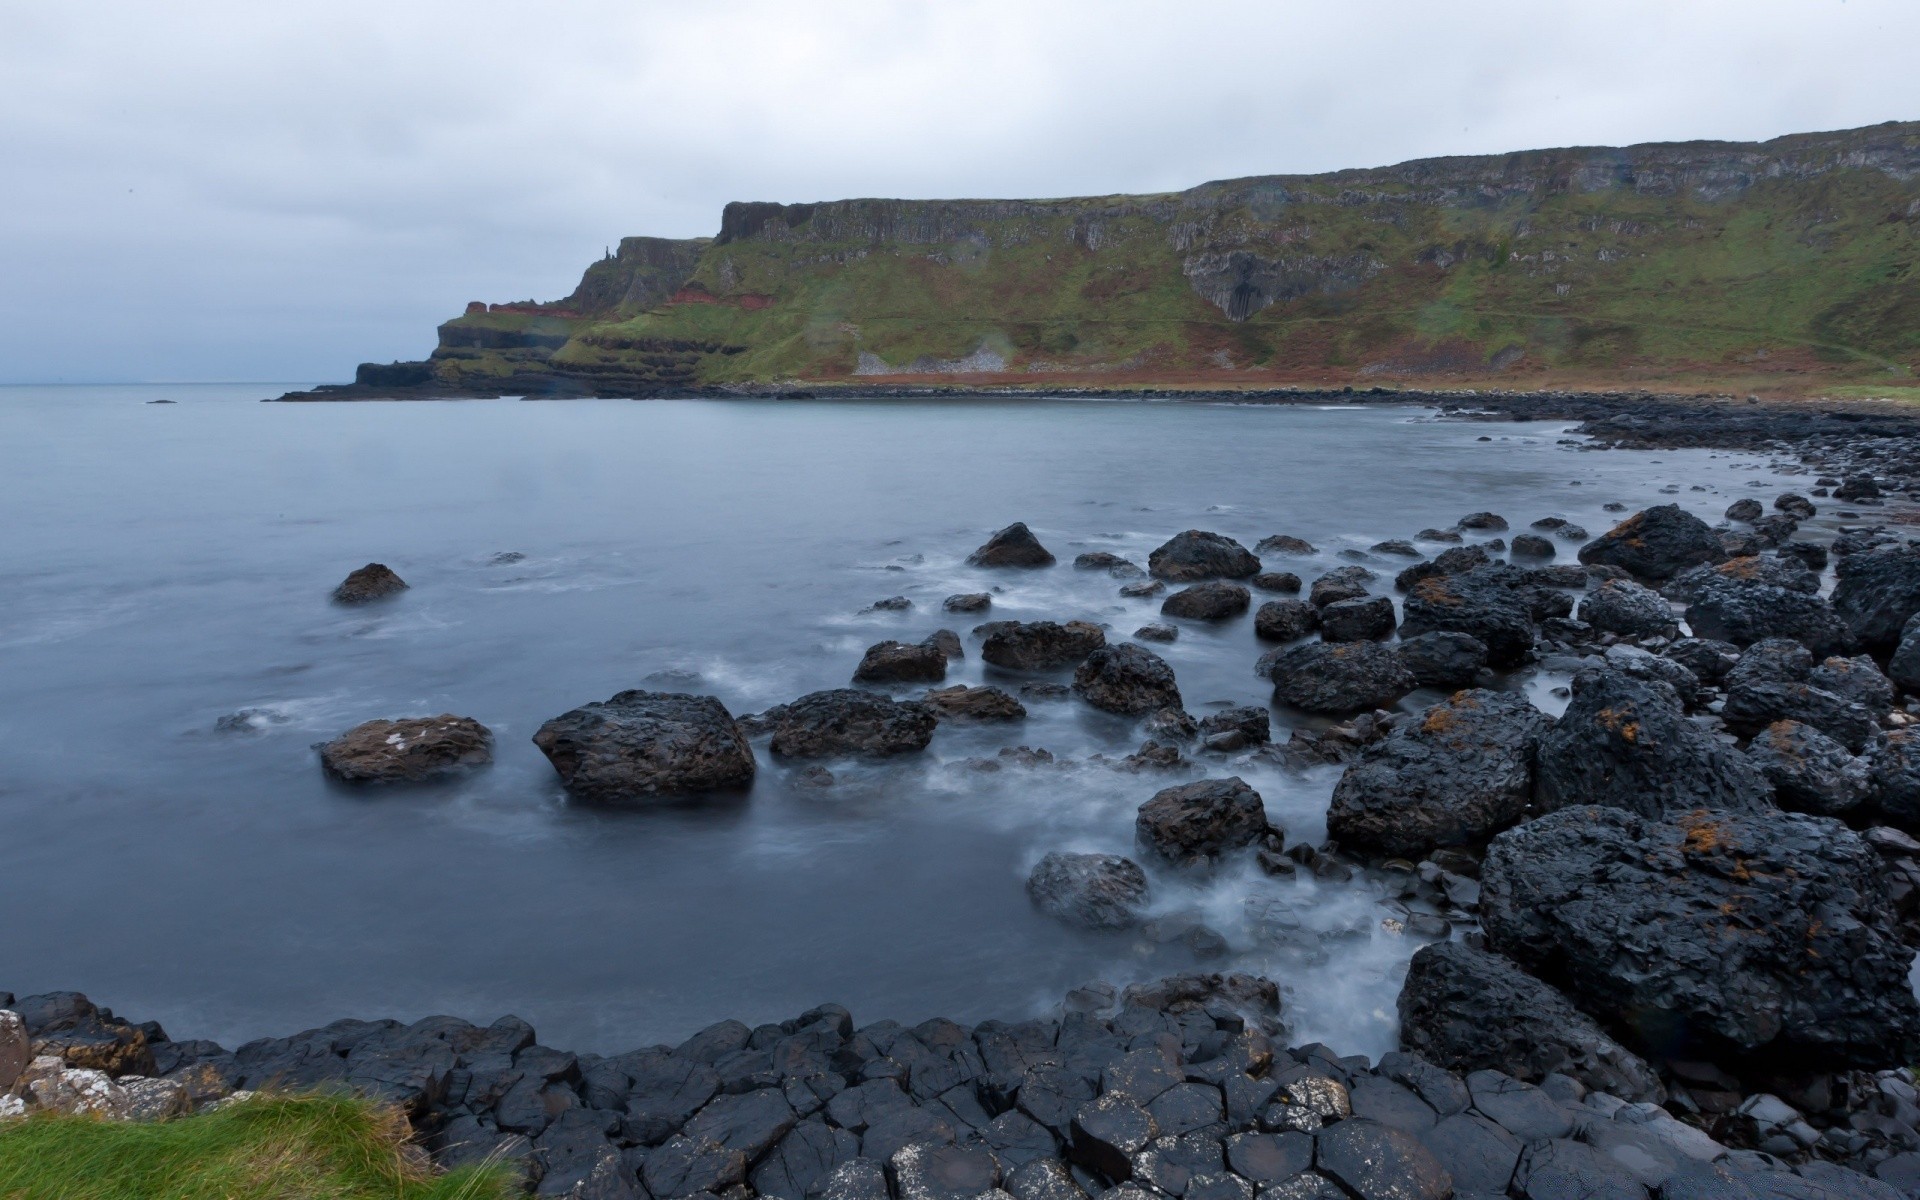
[294,121,1920,399]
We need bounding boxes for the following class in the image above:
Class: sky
[2,0,1915,383]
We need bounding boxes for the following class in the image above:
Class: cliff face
[348,121,1920,397]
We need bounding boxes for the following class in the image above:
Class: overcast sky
[2,0,1914,383]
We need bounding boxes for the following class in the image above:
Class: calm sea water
[0,384,1811,1057]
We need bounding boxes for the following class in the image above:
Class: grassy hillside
[380,121,1920,398]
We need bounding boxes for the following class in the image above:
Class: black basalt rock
[1073,644,1182,715]
[766,690,937,758]
[533,691,756,802]
[1136,777,1270,870]
[1577,504,1727,581]
[981,621,1107,672]
[1148,532,1261,582]
[969,523,1056,569]
[1269,642,1415,716]
[1026,853,1151,930]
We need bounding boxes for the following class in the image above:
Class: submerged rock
[318,715,493,785]
[1026,852,1150,929]
[1135,777,1269,870]
[1253,600,1320,642]
[534,691,756,801]
[943,593,991,614]
[980,621,1107,671]
[1250,572,1302,594]
[1255,535,1316,557]
[1509,534,1555,560]
[1073,645,1182,716]
[1576,505,1726,581]
[1160,582,1251,621]
[1308,566,1376,608]
[332,562,408,604]
[969,523,1056,568]
[1148,532,1261,582]
[853,640,948,685]
[766,690,937,758]
[1269,642,1414,715]
[921,685,1026,723]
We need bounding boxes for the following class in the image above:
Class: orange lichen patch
[1681,812,1725,854]
[1718,556,1768,581]
[1422,706,1460,736]
[1411,577,1463,607]
[1595,705,1640,743]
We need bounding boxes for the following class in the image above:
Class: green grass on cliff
[0,1095,515,1200]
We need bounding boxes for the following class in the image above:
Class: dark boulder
[1076,552,1141,576]
[318,715,492,784]
[1481,804,1920,1067]
[1835,474,1882,501]
[1868,729,1920,828]
[1395,545,1491,593]
[1577,505,1727,580]
[1833,545,1920,654]
[1254,600,1320,642]
[1679,557,1850,656]
[969,523,1056,568]
[1327,690,1551,858]
[1309,566,1376,608]
[1256,535,1316,557]
[1135,777,1269,870]
[533,692,756,802]
[853,641,948,685]
[1319,596,1396,644]
[1148,532,1261,582]
[981,621,1107,671]
[1399,566,1537,668]
[1313,1119,1452,1200]
[1534,669,1771,818]
[921,685,1026,723]
[1269,642,1414,716]
[1160,582,1251,621]
[1662,637,1741,685]
[1723,676,1877,753]
[1776,493,1818,519]
[1396,632,1489,690]
[1509,534,1555,560]
[1577,579,1676,639]
[1195,707,1271,751]
[766,690,937,758]
[1251,572,1302,594]
[943,593,991,613]
[1725,499,1764,522]
[1396,941,1664,1103]
[1809,654,1895,719]
[1073,644,1182,716]
[1026,853,1150,929]
[332,562,408,604]
[1746,720,1868,815]
[1457,512,1508,531]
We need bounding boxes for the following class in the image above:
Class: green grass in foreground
[0,1094,516,1200]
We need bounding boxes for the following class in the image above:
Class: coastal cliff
[290,121,1920,399]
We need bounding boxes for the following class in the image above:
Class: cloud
[0,0,1912,381]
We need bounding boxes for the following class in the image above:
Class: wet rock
[1119,581,1165,599]
[1134,623,1177,644]
[1149,532,1261,582]
[1270,642,1415,716]
[981,622,1107,672]
[1777,541,1829,573]
[332,562,408,604]
[1327,690,1551,858]
[890,1141,999,1200]
[924,630,964,661]
[1196,707,1270,749]
[1076,552,1140,575]
[767,690,937,758]
[1026,853,1150,930]
[1481,804,1920,1067]
[969,523,1056,569]
[1314,1119,1452,1200]
[1397,942,1664,1103]
[1889,613,1920,692]
[1161,582,1252,621]
[1251,572,1302,594]
[1510,534,1556,560]
[1834,546,1920,654]
[1309,566,1376,608]
[812,1158,891,1200]
[534,691,756,801]
[1577,505,1727,581]
[1416,1113,1520,1196]
[1073,644,1182,716]
[317,715,493,785]
[1004,1159,1087,1200]
[1399,566,1537,668]
[1319,596,1396,643]
[1600,645,1702,704]
[1416,529,1463,545]
[1772,493,1817,519]
[1372,540,1421,558]
[867,596,912,612]
[1867,729,1920,828]
[1136,777,1269,869]
[922,685,1025,724]
[751,1121,863,1200]
[1679,558,1851,657]
[620,1050,722,1144]
[644,1133,748,1197]
[1835,474,1882,501]
[1396,632,1489,690]
[1394,544,1492,592]
[943,593,991,614]
[1224,1131,1314,1184]
[1510,1138,1646,1200]
[853,641,949,685]
[1578,579,1677,639]
[1533,670,1772,818]
[1257,535,1316,557]
[1726,499,1765,522]
[1723,674,1877,753]
[1662,638,1741,685]
[1809,654,1895,718]
[1746,720,1869,815]
[1254,600,1320,642]
[1070,1094,1159,1179]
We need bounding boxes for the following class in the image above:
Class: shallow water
[0,384,1824,1058]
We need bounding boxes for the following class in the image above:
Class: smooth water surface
[0,385,1813,1057]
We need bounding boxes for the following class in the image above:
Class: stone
[1458,512,1508,531]
[1398,566,1537,668]
[332,562,408,604]
[1663,638,1741,684]
[1868,728,1920,828]
[1327,689,1551,858]
[1313,1119,1452,1200]
[970,523,1056,569]
[1136,777,1270,869]
[944,593,991,613]
[1161,582,1252,621]
[1269,642,1414,716]
[1481,804,1920,1067]
[1254,600,1320,642]
[1252,572,1303,594]
[853,641,949,684]
[1149,532,1262,582]
[1510,1139,1646,1200]
[1577,505,1727,581]
[1224,1132,1314,1184]
[534,691,756,801]
[0,1012,26,1094]
[811,1159,890,1200]
[644,1133,748,1197]
[1726,499,1765,522]
[1070,1094,1159,1179]
[1396,942,1665,1103]
[1076,552,1139,575]
[922,685,1026,723]
[1319,596,1396,643]
[890,1141,1000,1200]
[622,1050,722,1144]
[1196,707,1270,748]
[1120,581,1165,598]
[1578,579,1676,638]
[1834,545,1920,654]
[1723,676,1877,753]
[1680,558,1851,657]
[1532,670,1772,819]
[684,1088,799,1160]
[1309,566,1376,608]
[1135,623,1178,643]
[867,596,912,612]
[1416,1113,1519,1196]
[1746,720,1869,815]
[1257,535,1317,557]
[27,1065,128,1117]
[1510,534,1556,559]
[1889,613,1920,692]
[1809,654,1895,717]
[981,622,1107,672]
[1073,644,1182,716]
[1005,1159,1087,1200]
[767,690,937,758]
[1346,1078,1437,1135]
[1396,632,1489,690]
[1026,853,1151,929]
[317,715,492,784]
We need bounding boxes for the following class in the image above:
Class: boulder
[1256,535,1316,557]
[1662,637,1741,685]
[317,715,492,784]
[1135,777,1269,869]
[1309,566,1376,608]
[533,691,756,801]
[1398,566,1538,668]
[1026,853,1151,929]
[1134,623,1177,643]
[1577,505,1727,581]
[981,622,1107,672]
[1577,579,1676,639]
[1269,643,1414,715]
[1481,804,1920,1067]
[0,1012,27,1094]
[1254,600,1320,642]
[1868,729,1920,828]
[766,690,937,758]
[922,685,1026,723]
[1599,644,1702,705]
[1396,632,1489,690]
[1889,613,1920,692]
[1509,534,1555,560]
[853,641,949,685]
[1314,1120,1452,1200]
[332,562,408,604]
[1073,645,1182,716]
[1160,582,1251,621]
[1776,494,1818,519]
[1251,572,1301,594]
[1723,676,1877,753]
[1833,545,1920,654]
[969,523,1056,568]
[1148,532,1261,582]
[1196,707,1271,751]
[1394,545,1492,593]
[1319,597,1396,644]
[1533,670,1772,818]
[1725,499,1764,522]
[1458,512,1508,531]
[1371,540,1421,558]
[1678,558,1850,656]
[944,593,991,614]
[1326,690,1551,858]
[1076,552,1141,575]
[1746,720,1869,815]
[1809,654,1895,719]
